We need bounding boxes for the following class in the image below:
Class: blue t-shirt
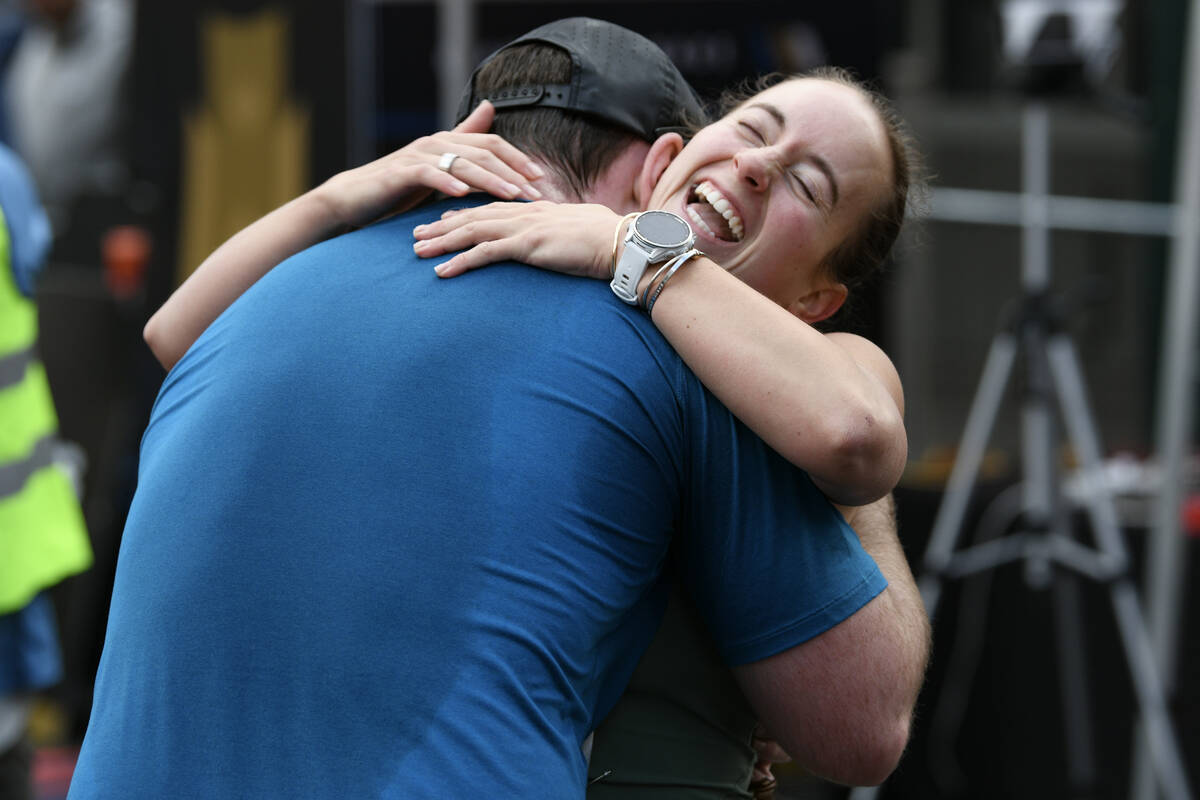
[70,199,885,799]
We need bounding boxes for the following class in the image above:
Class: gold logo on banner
[178,8,310,285]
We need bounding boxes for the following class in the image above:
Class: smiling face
[647,78,893,320]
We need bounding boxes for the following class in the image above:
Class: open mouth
[685,181,744,243]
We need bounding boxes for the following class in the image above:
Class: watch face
[635,211,692,248]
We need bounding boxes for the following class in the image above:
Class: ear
[788,282,848,324]
[633,133,684,209]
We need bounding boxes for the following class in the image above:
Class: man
[70,19,924,798]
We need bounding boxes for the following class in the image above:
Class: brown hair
[473,43,643,200]
[717,69,927,295]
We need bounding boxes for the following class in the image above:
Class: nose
[733,148,774,192]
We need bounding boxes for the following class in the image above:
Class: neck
[529,165,578,204]
[527,138,649,213]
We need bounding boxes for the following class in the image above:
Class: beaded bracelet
[609,212,640,279]
[645,249,701,314]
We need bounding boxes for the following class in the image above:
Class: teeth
[686,206,718,238]
[694,181,744,240]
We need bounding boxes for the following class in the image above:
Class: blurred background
[2,0,1197,798]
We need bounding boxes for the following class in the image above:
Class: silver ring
[437,152,459,173]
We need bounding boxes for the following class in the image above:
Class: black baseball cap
[455,17,706,141]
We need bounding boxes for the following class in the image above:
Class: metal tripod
[850,103,1192,800]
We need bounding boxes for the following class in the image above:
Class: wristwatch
[610,211,695,304]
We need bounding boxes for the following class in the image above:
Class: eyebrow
[746,101,840,208]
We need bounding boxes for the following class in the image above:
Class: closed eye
[738,121,765,143]
[789,171,820,207]
[792,173,816,203]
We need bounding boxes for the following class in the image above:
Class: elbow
[790,710,912,787]
[854,714,907,786]
[844,715,912,787]
[808,408,907,506]
[143,315,180,372]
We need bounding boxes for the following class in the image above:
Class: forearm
[838,495,930,725]
[647,257,907,505]
[145,189,344,371]
[412,203,908,504]
[146,100,541,372]
[733,495,930,786]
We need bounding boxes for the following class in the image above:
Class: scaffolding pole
[1133,0,1200,797]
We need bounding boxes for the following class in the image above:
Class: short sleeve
[678,379,888,666]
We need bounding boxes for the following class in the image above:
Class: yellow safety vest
[0,205,92,614]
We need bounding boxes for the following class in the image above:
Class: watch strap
[610,235,651,304]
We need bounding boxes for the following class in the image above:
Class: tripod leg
[1111,581,1192,800]
[1044,336,1129,563]
[1045,335,1193,800]
[1052,569,1098,796]
[920,334,1019,618]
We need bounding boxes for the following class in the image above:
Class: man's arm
[732,495,930,787]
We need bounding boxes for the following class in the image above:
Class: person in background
[0,142,92,799]
[0,0,27,145]
[3,0,133,236]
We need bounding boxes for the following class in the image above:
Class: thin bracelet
[646,249,700,314]
[644,250,697,312]
[610,212,639,279]
[639,262,673,309]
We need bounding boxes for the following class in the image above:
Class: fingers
[446,131,544,184]
[437,201,538,222]
[411,200,609,282]
[413,164,470,198]
[411,204,539,254]
[412,216,518,259]
[426,107,545,190]
[436,146,540,201]
[754,740,791,764]
[316,111,544,226]
[431,239,519,278]
[410,207,533,277]
[452,100,495,135]
[371,111,544,203]
[751,763,775,783]
[751,726,792,765]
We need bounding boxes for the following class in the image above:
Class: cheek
[649,169,691,211]
[723,204,826,299]
[724,243,789,297]
[734,238,830,306]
